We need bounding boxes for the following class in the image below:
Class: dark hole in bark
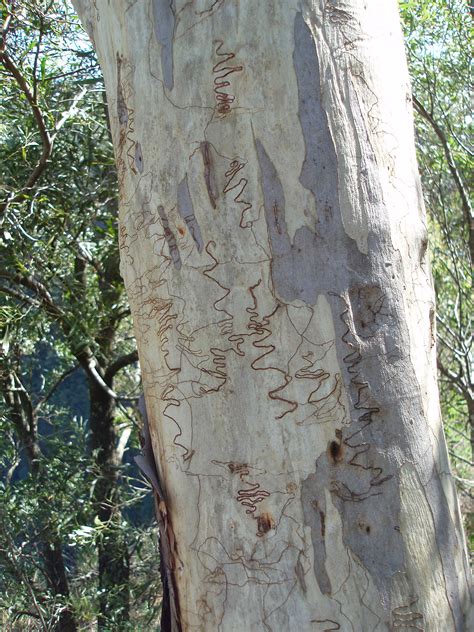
[329,440,342,463]
[320,510,326,537]
[257,512,275,536]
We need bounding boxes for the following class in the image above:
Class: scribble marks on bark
[223,159,253,228]
[177,175,203,251]
[391,596,424,631]
[115,54,139,184]
[349,284,390,339]
[152,0,175,90]
[212,40,243,118]
[158,205,181,269]
[225,461,273,537]
[253,10,409,600]
[310,620,341,631]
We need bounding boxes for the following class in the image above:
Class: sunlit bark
[72,1,472,630]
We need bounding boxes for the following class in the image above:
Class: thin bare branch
[413,94,474,263]
[33,365,80,413]
[0,50,52,218]
[0,11,13,52]
[0,283,41,308]
[104,350,139,384]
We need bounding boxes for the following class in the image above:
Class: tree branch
[448,449,473,468]
[0,50,52,217]
[0,11,12,52]
[104,350,139,384]
[1,274,118,399]
[413,94,474,264]
[0,284,41,308]
[1,272,64,319]
[33,365,80,413]
[0,22,85,219]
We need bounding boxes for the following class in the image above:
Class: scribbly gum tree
[72,1,471,630]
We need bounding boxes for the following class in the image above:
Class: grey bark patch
[135,142,144,173]
[301,478,331,595]
[158,205,181,269]
[293,13,339,211]
[253,11,464,605]
[257,121,406,595]
[177,175,204,252]
[255,138,368,304]
[152,0,175,90]
[253,17,375,303]
[423,464,469,631]
[302,427,403,594]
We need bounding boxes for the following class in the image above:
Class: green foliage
[0,1,161,629]
[0,416,90,628]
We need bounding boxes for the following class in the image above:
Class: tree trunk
[88,378,130,629]
[73,1,472,630]
[43,540,77,632]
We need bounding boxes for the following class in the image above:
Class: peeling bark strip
[200,141,218,209]
[134,142,144,173]
[152,0,175,90]
[135,395,182,632]
[177,175,203,252]
[73,0,473,630]
[157,205,181,269]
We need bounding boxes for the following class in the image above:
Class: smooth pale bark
[72,1,472,630]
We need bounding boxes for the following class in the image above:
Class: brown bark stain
[200,141,218,209]
[227,462,248,475]
[311,500,326,537]
[295,553,307,594]
[256,512,275,537]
